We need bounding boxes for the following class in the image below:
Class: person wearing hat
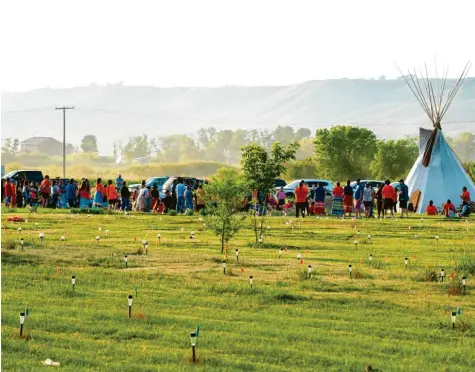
[398,179,409,218]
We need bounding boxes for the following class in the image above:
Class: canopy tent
[399,62,475,213]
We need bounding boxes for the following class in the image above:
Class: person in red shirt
[106,180,119,209]
[307,201,316,215]
[39,175,52,208]
[425,200,438,215]
[461,186,471,203]
[10,180,17,207]
[3,178,13,206]
[443,199,456,217]
[294,180,309,218]
[381,180,395,218]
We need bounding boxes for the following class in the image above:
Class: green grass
[2,210,475,371]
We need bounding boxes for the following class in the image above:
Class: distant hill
[2,78,474,154]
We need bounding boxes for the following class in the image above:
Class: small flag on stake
[135,287,138,297]
[300,258,304,264]
[25,307,29,317]
[457,307,462,316]
[241,266,245,273]
[196,324,200,337]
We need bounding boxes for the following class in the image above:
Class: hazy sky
[1,0,474,92]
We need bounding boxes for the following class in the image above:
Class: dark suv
[2,170,44,184]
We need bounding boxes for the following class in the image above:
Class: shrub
[455,257,475,276]
[168,210,177,216]
[184,209,194,216]
[199,208,207,216]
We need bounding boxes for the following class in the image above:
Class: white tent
[400,62,475,213]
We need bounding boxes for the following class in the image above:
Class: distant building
[20,137,63,156]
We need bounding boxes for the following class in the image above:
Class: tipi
[400,62,475,213]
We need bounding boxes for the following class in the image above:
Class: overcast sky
[1,0,474,92]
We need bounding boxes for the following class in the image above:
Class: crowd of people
[1,174,472,218]
[268,179,471,219]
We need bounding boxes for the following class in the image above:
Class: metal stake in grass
[223,261,226,275]
[190,332,197,363]
[20,238,24,251]
[19,312,25,337]
[353,240,358,250]
[105,229,109,238]
[435,235,439,245]
[259,238,263,245]
[39,233,44,244]
[124,255,128,267]
[307,265,312,279]
[404,257,408,269]
[157,234,161,245]
[440,268,445,282]
[96,236,100,245]
[367,235,372,244]
[369,254,373,266]
[145,242,148,255]
[451,311,456,328]
[128,295,133,318]
[279,248,282,258]
[461,277,466,293]
[71,276,76,290]
[235,249,239,261]
[249,275,254,288]
[18,227,22,234]
[348,264,352,278]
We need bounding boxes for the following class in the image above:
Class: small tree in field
[241,142,299,243]
[204,168,248,252]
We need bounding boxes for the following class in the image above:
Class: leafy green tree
[158,134,201,162]
[286,158,317,179]
[370,138,418,180]
[447,132,475,162]
[241,142,299,242]
[123,134,152,162]
[294,128,312,142]
[204,168,248,252]
[314,126,377,181]
[2,138,12,154]
[80,135,99,153]
[10,138,20,154]
[273,125,295,144]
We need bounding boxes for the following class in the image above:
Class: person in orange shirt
[425,200,438,215]
[443,199,456,217]
[106,180,119,209]
[331,181,344,216]
[461,186,471,203]
[381,180,395,218]
[39,175,51,208]
[294,180,309,218]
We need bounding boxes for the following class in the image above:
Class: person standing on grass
[176,178,186,213]
[151,184,160,212]
[116,174,124,192]
[331,181,344,216]
[22,180,31,207]
[425,200,438,215]
[277,187,286,210]
[171,179,178,210]
[65,179,76,208]
[184,185,194,211]
[10,180,17,208]
[354,179,364,219]
[294,180,309,218]
[79,179,90,208]
[314,182,326,215]
[107,180,119,210]
[362,183,374,218]
[398,179,409,218]
[39,175,51,208]
[375,184,383,218]
[162,190,172,213]
[120,181,131,211]
[343,180,353,217]
[51,180,59,208]
[382,180,395,218]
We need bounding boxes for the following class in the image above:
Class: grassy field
[1,209,475,371]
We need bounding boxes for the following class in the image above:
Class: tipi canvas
[400,62,475,213]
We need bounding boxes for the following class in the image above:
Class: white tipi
[400,62,475,213]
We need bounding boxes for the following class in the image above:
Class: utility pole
[55,106,74,178]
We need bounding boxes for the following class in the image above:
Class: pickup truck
[1,170,44,184]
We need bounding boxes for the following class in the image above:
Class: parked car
[2,170,44,184]
[282,179,334,198]
[274,178,287,188]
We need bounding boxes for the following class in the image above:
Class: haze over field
[2,78,475,154]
